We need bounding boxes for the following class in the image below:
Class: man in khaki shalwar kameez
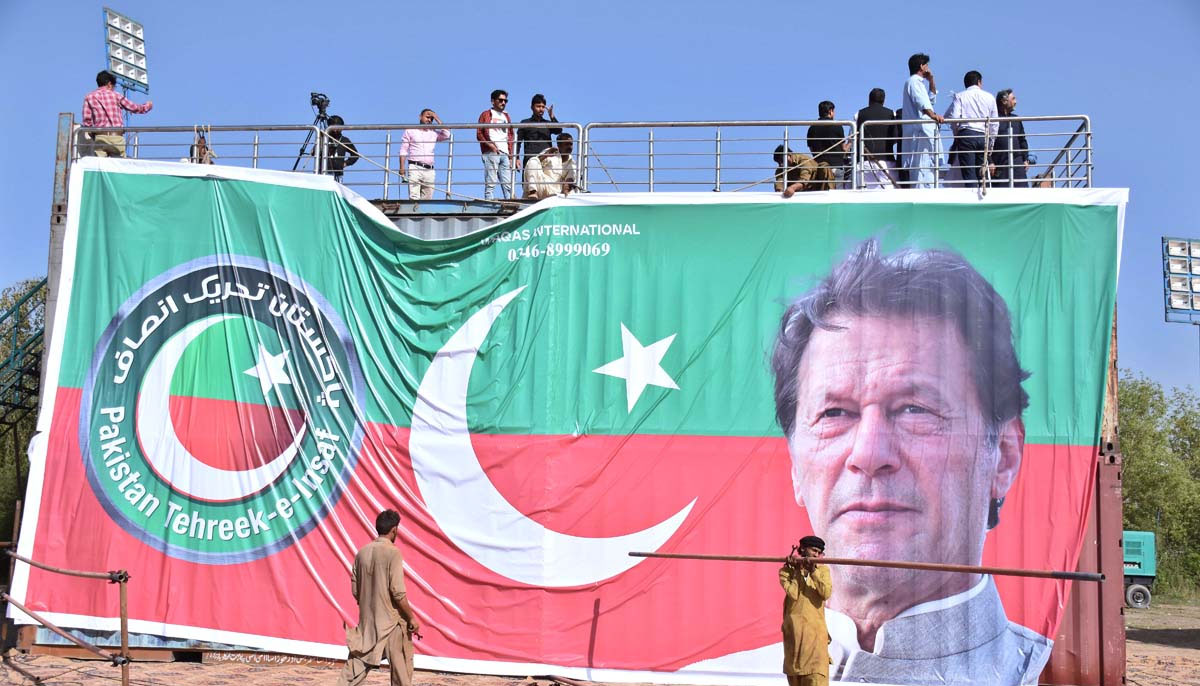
[780,535,833,686]
[337,509,421,686]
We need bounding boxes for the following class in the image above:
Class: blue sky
[1,0,1197,391]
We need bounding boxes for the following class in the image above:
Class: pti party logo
[80,256,365,564]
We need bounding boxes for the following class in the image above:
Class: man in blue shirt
[901,54,945,188]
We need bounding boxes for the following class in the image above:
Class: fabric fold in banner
[13,158,1125,686]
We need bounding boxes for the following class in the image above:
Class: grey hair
[770,238,1030,441]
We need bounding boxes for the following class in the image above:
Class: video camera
[310,92,331,112]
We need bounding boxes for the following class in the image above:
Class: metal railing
[318,122,582,202]
[1,549,130,685]
[581,120,859,192]
[73,121,583,204]
[69,114,1093,199]
[857,115,1091,189]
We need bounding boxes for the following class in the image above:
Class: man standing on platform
[478,89,516,200]
[856,89,900,188]
[400,108,450,200]
[943,71,998,185]
[81,70,152,158]
[518,94,562,169]
[807,101,850,188]
[338,509,421,686]
[325,115,359,183]
[991,90,1031,187]
[780,535,833,686]
[901,54,944,187]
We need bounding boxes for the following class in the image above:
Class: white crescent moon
[409,287,696,587]
[136,314,307,501]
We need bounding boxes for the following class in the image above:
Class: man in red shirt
[81,70,153,158]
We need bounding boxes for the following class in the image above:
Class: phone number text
[507,242,612,262]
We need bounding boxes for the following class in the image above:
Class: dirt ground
[1,604,1197,686]
[1126,602,1200,686]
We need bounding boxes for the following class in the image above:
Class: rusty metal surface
[1041,313,1124,686]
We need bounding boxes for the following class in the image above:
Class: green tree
[1119,370,1200,596]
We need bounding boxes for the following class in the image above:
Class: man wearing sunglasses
[477,89,516,200]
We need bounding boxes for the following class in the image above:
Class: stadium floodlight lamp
[1164,237,1200,337]
[103,8,148,93]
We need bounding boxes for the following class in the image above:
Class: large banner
[14,158,1125,686]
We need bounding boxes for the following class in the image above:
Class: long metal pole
[4,549,115,580]
[629,551,1105,582]
[119,579,130,686]
[1,656,42,683]
[1,592,126,663]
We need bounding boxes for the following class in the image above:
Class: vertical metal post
[850,121,859,190]
[383,131,392,201]
[252,134,259,169]
[314,127,324,175]
[933,126,941,189]
[782,126,790,191]
[445,133,454,200]
[13,427,23,497]
[576,126,585,191]
[1085,121,1093,187]
[648,130,654,192]
[714,128,721,192]
[119,579,129,686]
[8,500,21,583]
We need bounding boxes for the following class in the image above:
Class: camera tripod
[293,97,330,172]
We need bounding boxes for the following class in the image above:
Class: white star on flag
[593,324,680,412]
[243,343,293,396]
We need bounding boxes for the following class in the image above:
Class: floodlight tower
[102,8,149,125]
[1162,237,1200,376]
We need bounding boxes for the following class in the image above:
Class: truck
[1123,530,1157,608]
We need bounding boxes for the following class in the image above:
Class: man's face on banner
[788,314,1022,577]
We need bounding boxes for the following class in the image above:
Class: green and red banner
[13,158,1125,685]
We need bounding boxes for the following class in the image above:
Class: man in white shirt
[555,133,577,194]
[522,134,579,200]
[944,71,999,186]
[476,89,516,200]
[523,147,562,199]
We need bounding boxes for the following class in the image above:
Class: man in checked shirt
[81,70,153,158]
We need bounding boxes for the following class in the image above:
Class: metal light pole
[102,7,150,130]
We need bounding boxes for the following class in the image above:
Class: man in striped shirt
[81,70,153,158]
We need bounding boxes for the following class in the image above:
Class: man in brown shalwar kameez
[337,509,421,686]
[780,535,833,686]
